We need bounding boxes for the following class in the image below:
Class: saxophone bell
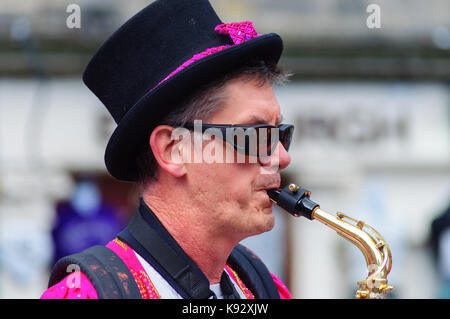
[268,183,394,299]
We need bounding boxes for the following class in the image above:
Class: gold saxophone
[268,183,394,299]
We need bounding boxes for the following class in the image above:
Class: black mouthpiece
[268,184,319,220]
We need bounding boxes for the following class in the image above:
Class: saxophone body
[268,184,393,299]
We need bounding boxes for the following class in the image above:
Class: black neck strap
[117,199,213,299]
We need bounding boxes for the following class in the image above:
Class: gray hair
[135,60,291,185]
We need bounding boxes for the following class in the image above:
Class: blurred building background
[0,0,449,298]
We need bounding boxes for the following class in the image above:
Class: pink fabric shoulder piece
[106,238,160,299]
[41,271,98,299]
[271,273,292,299]
[40,239,160,299]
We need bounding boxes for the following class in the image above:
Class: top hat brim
[104,33,283,181]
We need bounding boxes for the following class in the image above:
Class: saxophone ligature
[268,183,393,299]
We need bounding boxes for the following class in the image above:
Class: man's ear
[149,125,187,178]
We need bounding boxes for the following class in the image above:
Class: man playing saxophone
[42,0,293,299]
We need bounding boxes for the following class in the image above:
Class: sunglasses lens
[232,127,272,157]
[280,125,294,151]
[212,124,293,157]
[257,127,278,156]
[230,128,257,155]
[249,126,294,156]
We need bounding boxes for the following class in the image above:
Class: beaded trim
[225,264,255,299]
[108,238,161,299]
[112,237,128,252]
[130,268,161,299]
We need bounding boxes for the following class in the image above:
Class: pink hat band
[152,21,261,91]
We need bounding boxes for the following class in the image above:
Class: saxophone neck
[311,208,394,299]
[311,208,385,269]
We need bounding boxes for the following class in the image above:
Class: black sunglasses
[182,123,294,157]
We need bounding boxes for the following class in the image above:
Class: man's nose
[276,141,291,171]
[259,141,291,172]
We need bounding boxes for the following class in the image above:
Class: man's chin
[252,210,275,235]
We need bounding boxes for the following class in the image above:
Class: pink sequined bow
[215,21,261,45]
[152,21,261,90]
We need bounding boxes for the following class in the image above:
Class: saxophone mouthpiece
[267,184,319,219]
[267,189,280,202]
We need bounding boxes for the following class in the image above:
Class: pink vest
[41,238,292,299]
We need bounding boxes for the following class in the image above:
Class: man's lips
[259,188,279,197]
[255,174,281,192]
[258,190,276,209]
[257,183,280,203]
[262,185,280,191]
[255,175,280,209]
[256,183,280,192]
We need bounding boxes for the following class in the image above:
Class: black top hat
[83,0,283,181]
